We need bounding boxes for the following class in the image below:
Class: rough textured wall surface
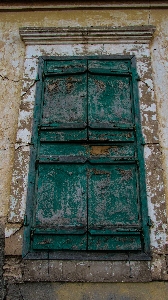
[1,4,168,299]
[4,282,168,300]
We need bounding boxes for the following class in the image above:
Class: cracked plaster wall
[1,5,168,290]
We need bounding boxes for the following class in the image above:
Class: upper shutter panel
[46,59,87,74]
[88,60,133,129]
[88,60,130,74]
[42,60,87,128]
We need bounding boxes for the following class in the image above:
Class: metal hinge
[30,229,35,240]
[42,72,45,81]
[147,216,152,227]
[141,136,146,145]
[135,74,140,81]
[35,159,39,169]
[23,214,29,226]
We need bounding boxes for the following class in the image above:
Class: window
[24,56,149,255]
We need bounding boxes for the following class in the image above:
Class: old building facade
[1,1,168,299]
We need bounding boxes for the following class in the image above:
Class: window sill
[24,251,151,261]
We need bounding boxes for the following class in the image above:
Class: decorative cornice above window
[19,26,156,45]
[2,2,168,11]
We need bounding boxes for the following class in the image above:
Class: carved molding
[1,2,168,11]
[19,26,156,45]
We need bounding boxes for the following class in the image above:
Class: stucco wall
[4,282,168,300]
[1,4,168,299]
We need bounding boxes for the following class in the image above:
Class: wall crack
[140,79,154,91]
[15,143,33,150]
[21,79,39,98]
[0,74,21,83]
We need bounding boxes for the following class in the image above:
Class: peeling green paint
[23,56,150,256]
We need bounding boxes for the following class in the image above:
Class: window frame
[23,55,150,259]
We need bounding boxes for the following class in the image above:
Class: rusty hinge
[38,125,41,135]
[30,229,35,240]
[35,159,39,169]
[147,216,152,227]
[23,214,29,226]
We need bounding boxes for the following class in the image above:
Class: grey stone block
[5,283,23,300]
[22,260,151,282]
[0,280,4,300]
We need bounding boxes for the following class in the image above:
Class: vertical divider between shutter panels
[131,56,150,255]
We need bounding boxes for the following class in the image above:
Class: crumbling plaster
[0,7,168,283]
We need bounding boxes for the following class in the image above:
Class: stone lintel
[19,26,156,45]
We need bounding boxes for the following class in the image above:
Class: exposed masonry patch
[5,26,168,282]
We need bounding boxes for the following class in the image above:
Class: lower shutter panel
[32,164,87,250]
[88,232,141,251]
[88,163,142,251]
[32,233,87,251]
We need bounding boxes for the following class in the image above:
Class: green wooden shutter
[31,58,145,252]
[32,60,88,250]
[87,60,141,250]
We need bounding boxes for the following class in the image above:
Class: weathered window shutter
[31,57,146,252]
[87,60,141,250]
[33,60,88,250]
